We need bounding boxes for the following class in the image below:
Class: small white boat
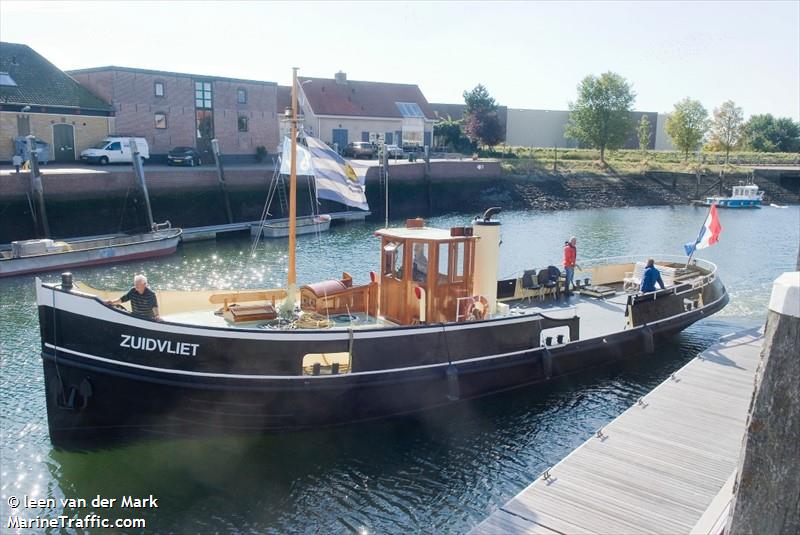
[0,228,182,278]
[704,184,764,208]
[250,214,331,239]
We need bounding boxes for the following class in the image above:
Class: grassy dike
[489,147,798,176]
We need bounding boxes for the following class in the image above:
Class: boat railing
[576,254,718,287]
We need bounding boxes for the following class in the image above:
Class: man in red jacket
[563,236,577,296]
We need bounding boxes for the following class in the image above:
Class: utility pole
[211,138,234,224]
[27,135,50,237]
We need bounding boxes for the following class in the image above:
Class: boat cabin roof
[374,226,477,242]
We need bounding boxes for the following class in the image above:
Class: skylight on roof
[0,72,18,87]
[395,102,424,118]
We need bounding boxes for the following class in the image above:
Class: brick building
[0,42,113,163]
[69,66,279,163]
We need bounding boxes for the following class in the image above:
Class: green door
[53,124,75,162]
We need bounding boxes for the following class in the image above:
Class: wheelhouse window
[154,81,165,97]
[438,242,449,279]
[195,81,212,109]
[411,242,429,283]
[237,88,247,104]
[237,115,248,132]
[154,113,167,129]
[383,241,404,280]
[453,241,465,280]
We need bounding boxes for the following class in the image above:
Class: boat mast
[287,67,299,307]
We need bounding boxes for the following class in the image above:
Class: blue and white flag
[305,136,369,211]
[279,137,314,175]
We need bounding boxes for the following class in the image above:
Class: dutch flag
[685,204,723,256]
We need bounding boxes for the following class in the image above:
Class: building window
[154,81,165,97]
[155,113,167,129]
[237,88,247,104]
[238,115,248,133]
[196,109,213,139]
[0,72,18,87]
[195,81,212,109]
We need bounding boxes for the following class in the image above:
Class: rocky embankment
[479,170,800,211]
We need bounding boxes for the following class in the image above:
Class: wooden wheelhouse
[375,220,478,325]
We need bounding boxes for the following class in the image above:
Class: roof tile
[0,42,112,111]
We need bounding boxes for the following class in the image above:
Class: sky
[1,0,798,119]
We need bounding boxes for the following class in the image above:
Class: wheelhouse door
[380,239,407,324]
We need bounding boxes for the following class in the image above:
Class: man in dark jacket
[640,259,666,293]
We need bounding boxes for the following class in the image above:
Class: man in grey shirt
[106,274,160,320]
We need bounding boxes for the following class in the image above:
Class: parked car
[385,144,404,159]
[167,146,202,166]
[80,137,150,165]
[342,142,377,159]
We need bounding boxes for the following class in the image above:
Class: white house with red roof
[284,71,436,151]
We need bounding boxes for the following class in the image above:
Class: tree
[709,100,744,164]
[637,115,652,156]
[464,111,504,150]
[434,117,474,153]
[665,98,708,161]
[435,118,464,150]
[741,114,800,152]
[463,84,496,115]
[565,72,635,163]
[462,84,505,150]
[773,117,800,152]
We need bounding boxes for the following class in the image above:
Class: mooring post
[726,267,800,535]
[211,138,234,224]
[130,138,154,231]
[26,135,50,237]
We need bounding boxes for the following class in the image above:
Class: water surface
[1,205,797,533]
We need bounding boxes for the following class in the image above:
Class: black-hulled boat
[34,70,729,449]
[36,226,727,449]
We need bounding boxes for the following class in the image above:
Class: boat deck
[164,310,396,330]
[507,290,629,340]
[162,289,630,336]
[471,328,762,535]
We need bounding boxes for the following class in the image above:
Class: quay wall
[1,163,798,243]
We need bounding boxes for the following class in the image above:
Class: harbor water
[1,205,798,533]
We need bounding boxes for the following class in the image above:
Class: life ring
[465,295,489,321]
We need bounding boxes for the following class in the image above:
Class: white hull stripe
[43,343,536,380]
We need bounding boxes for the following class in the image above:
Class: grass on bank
[474,147,799,176]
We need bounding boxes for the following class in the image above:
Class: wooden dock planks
[472,329,763,535]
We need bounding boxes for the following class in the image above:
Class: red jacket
[563,243,576,268]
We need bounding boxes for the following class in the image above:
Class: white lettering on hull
[120,334,198,357]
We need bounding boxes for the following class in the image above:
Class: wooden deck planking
[472,329,762,535]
